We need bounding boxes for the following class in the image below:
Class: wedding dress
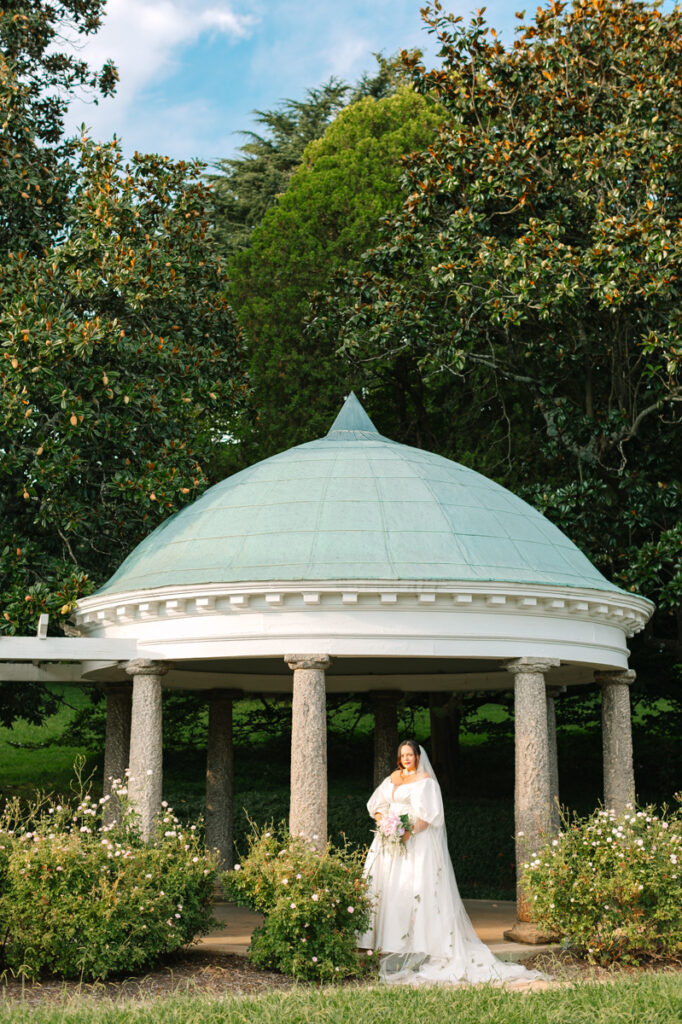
[357,748,545,986]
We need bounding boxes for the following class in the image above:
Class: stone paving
[194,898,559,963]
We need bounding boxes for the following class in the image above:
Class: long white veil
[378,743,545,986]
[417,744,436,780]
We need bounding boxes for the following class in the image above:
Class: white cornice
[74,579,652,641]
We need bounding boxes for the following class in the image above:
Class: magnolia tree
[315,0,682,730]
[0,137,249,652]
[0,0,116,257]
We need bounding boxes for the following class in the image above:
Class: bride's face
[400,746,418,771]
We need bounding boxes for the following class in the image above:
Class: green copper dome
[97,394,620,595]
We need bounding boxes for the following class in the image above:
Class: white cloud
[321,29,373,79]
[66,0,258,142]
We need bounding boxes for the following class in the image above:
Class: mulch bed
[0,951,301,1007]
[0,948,680,1007]
[522,948,682,984]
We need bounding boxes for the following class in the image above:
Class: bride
[357,739,544,986]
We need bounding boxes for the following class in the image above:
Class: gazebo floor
[194,898,559,963]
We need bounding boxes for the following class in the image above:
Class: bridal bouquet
[376,812,414,854]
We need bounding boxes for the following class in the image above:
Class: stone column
[125,659,167,841]
[371,690,400,788]
[101,683,132,826]
[546,685,566,833]
[206,690,239,870]
[504,657,560,944]
[285,654,330,846]
[595,669,636,814]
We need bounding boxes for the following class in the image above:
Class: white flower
[290,903,296,909]
[312,956,318,963]
[234,864,241,871]
[347,906,354,914]
[161,800,168,808]
[311,894,319,902]
[282,878,289,885]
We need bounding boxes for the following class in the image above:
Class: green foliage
[209,80,349,256]
[223,823,374,982]
[0,1,117,257]
[227,87,444,465]
[315,0,682,727]
[208,55,414,261]
[0,780,217,980]
[524,803,682,965]
[0,135,249,638]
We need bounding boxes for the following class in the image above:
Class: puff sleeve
[367,776,393,819]
[410,777,445,828]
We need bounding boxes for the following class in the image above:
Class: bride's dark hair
[396,738,420,768]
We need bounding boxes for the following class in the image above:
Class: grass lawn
[0,974,680,1023]
[0,686,95,800]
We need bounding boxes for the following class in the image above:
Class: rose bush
[223,823,374,982]
[523,800,682,964]
[0,777,218,980]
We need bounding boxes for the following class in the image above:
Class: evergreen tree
[224,87,444,468]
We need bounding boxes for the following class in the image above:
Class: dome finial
[327,392,379,436]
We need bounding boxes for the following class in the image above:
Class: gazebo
[0,394,653,941]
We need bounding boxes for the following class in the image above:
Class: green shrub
[223,823,375,982]
[0,783,218,980]
[523,801,682,964]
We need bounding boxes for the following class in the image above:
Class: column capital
[285,654,331,671]
[505,657,560,676]
[124,658,169,678]
[595,669,636,687]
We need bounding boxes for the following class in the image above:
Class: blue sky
[65,0,522,165]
